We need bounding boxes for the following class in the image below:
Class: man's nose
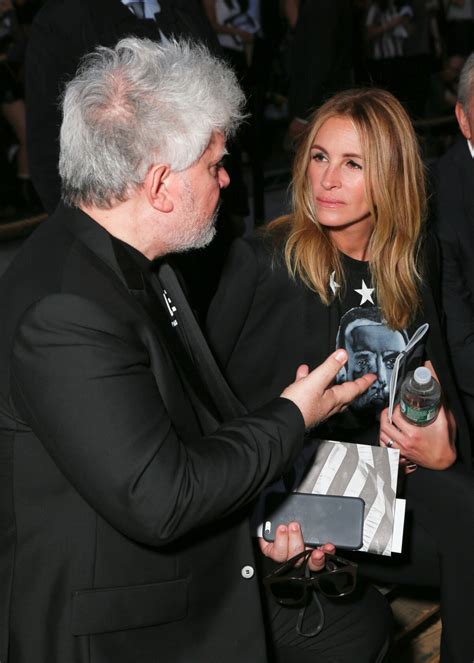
[219,167,230,189]
[377,357,388,386]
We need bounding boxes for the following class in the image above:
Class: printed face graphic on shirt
[336,307,408,413]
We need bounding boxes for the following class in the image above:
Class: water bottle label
[400,400,438,424]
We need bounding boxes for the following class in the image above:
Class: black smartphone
[262,492,364,550]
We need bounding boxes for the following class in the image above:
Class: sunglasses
[263,549,358,606]
[263,549,358,638]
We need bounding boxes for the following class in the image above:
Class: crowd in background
[0,0,42,218]
[0,0,472,222]
[0,7,474,660]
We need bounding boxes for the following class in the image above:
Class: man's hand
[259,521,335,572]
[379,404,457,470]
[281,349,376,428]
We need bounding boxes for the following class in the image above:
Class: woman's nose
[321,165,341,190]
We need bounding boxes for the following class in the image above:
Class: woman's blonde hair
[269,88,426,330]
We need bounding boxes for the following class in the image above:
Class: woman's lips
[316,197,345,207]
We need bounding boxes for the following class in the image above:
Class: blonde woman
[208,88,474,663]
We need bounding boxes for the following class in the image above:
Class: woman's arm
[366,7,405,41]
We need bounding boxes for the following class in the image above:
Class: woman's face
[308,116,372,235]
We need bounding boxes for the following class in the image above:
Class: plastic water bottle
[399,367,441,426]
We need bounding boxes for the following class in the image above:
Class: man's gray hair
[59,37,245,209]
[458,53,474,110]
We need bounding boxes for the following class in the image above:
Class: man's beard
[172,178,219,253]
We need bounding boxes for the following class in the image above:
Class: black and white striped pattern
[298,440,400,556]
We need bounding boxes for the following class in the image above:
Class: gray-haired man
[0,38,390,663]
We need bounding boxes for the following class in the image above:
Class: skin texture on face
[346,323,406,411]
[171,172,219,253]
[171,131,230,253]
[308,116,372,258]
[80,132,230,260]
[455,99,474,143]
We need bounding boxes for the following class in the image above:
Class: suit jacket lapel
[133,278,223,435]
[62,206,219,435]
[154,263,247,420]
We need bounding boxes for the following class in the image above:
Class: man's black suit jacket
[0,206,304,663]
[26,0,219,213]
[434,138,474,434]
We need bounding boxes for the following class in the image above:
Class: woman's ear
[145,164,173,213]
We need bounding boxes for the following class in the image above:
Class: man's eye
[211,161,224,177]
[356,358,369,370]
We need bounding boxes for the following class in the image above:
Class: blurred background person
[284,0,353,140]
[445,0,474,56]
[0,0,41,217]
[25,0,219,216]
[433,53,474,445]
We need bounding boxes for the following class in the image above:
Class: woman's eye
[311,151,326,162]
[347,159,362,170]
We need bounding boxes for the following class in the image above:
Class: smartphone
[262,492,364,550]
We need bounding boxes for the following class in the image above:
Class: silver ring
[386,439,394,448]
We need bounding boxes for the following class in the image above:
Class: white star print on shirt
[329,271,341,295]
[355,279,375,305]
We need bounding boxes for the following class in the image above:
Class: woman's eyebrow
[310,143,362,159]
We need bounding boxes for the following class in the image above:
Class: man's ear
[455,101,472,140]
[145,164,173,213]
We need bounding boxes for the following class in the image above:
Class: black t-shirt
[319,253,425,446]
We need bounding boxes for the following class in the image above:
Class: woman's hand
[379,403,457,470]
[259,521,335,572]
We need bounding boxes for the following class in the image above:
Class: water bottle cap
[414,366,431,385]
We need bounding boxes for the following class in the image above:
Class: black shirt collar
[111,236,152,290]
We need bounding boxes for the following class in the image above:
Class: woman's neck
[328,222,372,262]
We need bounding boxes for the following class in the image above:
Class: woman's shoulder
[236,218,292,266]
